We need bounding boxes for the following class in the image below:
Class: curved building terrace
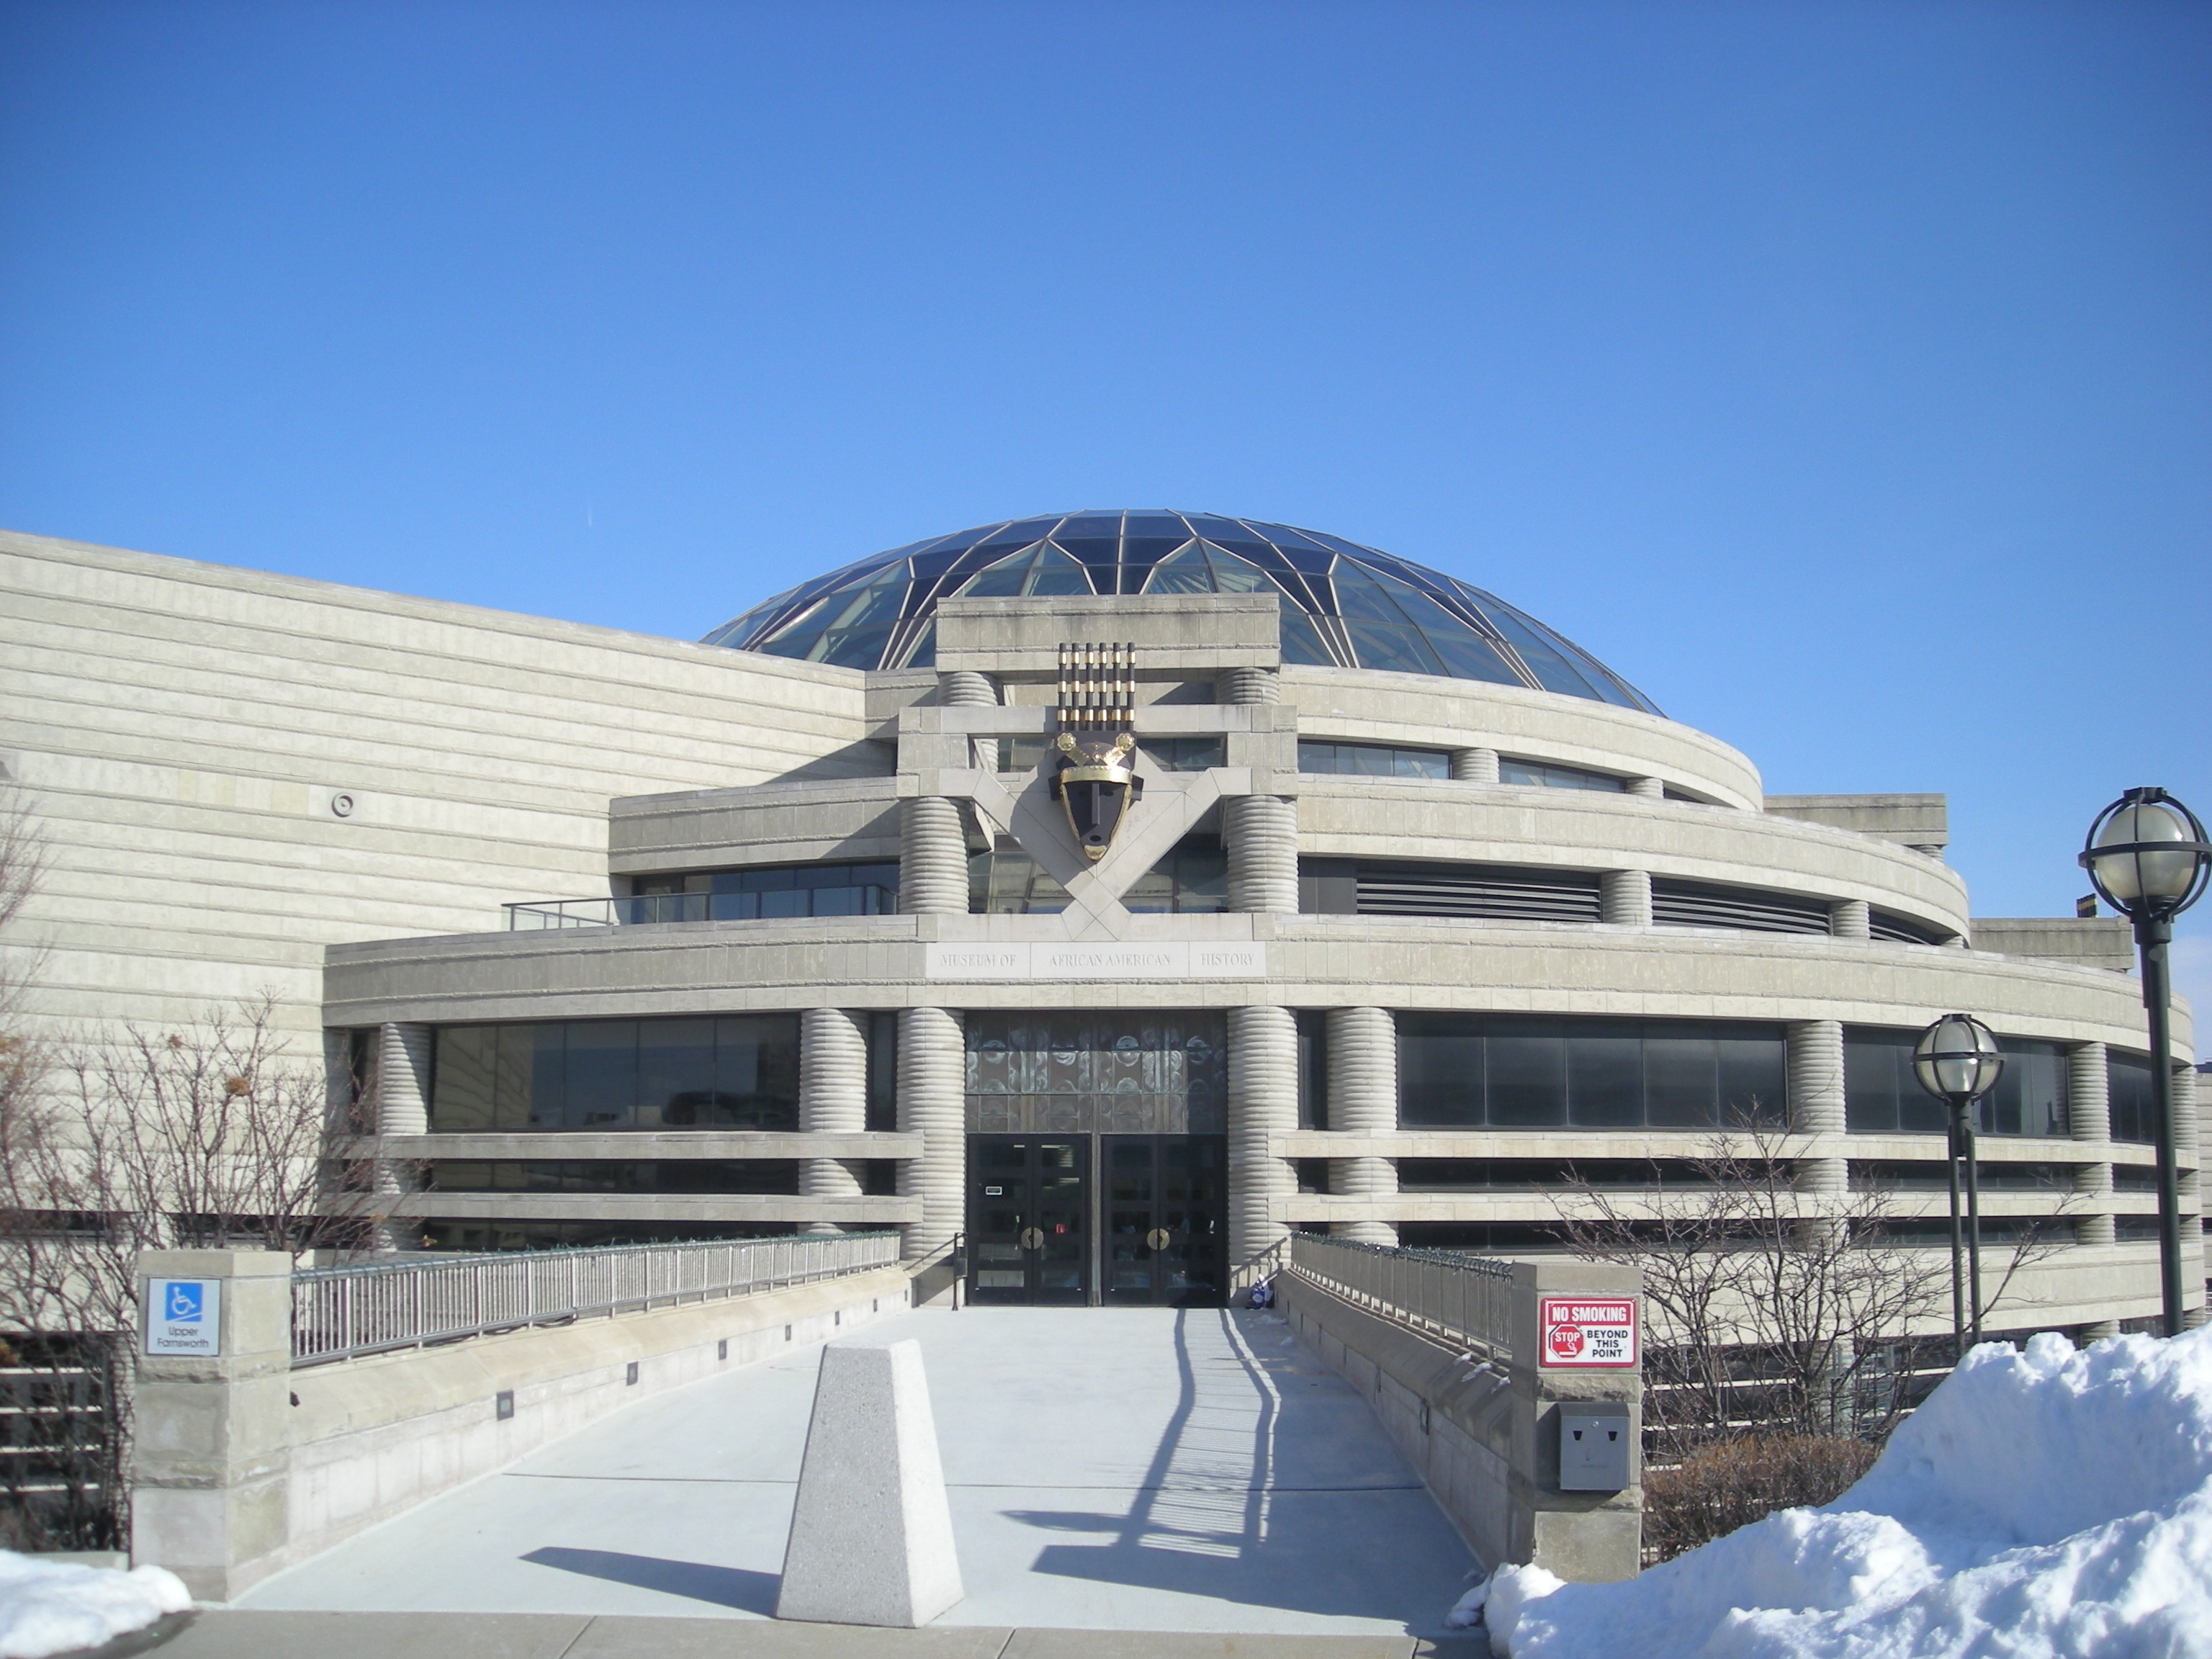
[0,516,2198,1336]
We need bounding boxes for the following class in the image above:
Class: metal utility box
[1557,1403,1633,1492]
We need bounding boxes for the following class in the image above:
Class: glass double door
[966,1133,1226,1307]
[968,1137,1092,1305]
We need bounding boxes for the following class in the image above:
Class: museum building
[1,514,2199,1329]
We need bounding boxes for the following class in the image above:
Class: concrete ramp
[239,1307,1475,1639]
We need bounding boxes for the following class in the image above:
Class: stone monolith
[774,1335,963,1627]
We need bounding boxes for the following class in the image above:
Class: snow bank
[1477,1326,2212,1659]
[0,1554,190,1659]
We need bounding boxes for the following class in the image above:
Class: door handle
[1145,1228,1172,1251]
[1019,1227,1044,1250]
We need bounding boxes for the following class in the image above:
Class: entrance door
[966,1136,1090,1305]
[1102,1135,1228,1306]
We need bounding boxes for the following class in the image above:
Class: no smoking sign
[1538,1296,1637,1368]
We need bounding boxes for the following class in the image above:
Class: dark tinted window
[866,1012,899,1133]
[431,1016,800,1133]
[971,835,1226,915]
[1498,758,1624,791]
[1297,1011,1329,1130]
[2109,1053,2156,1144]
[1395,1015,1788,1130]
[1298,739,1449,779]
[1979,1041,2069,1138]
[628,862,898,922]
[1844,1028,1948,1134]
[1846,1030,2069,1138]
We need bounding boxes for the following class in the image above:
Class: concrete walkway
[237,1307,1476,1639]
[95,1609,1483,1658]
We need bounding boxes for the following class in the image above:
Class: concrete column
[1215,666,1280,706]
[130,1249,295,1601]
[899,796,968,915]
[1599,868,1652,928]
[801,1009,868,1234]
[1326,1007,1398,1246]
[2175,1063,2206,1329]
[1829,899,1871,940]
[1225,796,1298,915]
[1625,776,1663,799]
[1218,662,1298,914]
[942,669,999,775]
[1786,1020,1846,1198]
[372,1023,431,1253]
[1450,747,1500,784]
[374,1023,431,1135]
[2069,1042,2116,1251]
[1228,1004,1298,1284]
[896,1007,965,1277]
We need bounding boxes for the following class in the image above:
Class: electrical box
[1557,1403,1632,1492]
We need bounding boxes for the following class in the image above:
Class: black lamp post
[1914,1012,2005,1352]
[2079,787,2212,1337]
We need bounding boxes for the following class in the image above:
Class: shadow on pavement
[520,1546,779,1614]
[1012,1308,1452,1626]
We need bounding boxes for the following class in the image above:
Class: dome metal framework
[701,511,1658,714]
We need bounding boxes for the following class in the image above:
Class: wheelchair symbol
[165,1282,203,1322]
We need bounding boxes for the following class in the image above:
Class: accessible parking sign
[1538,1295,1637,1367]
[145,1278,222,1357]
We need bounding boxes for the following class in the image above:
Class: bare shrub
[1554,1119,2071,1460]
[1643,1434,1882,1563]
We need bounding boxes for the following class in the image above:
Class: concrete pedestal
[775,1336,963,1628]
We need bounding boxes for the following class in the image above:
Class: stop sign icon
[1538,1297,1639,1367]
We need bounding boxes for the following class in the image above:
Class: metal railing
[1282,1231,1516,1360]
[505,886,897,930]
[291,1231,902,1366]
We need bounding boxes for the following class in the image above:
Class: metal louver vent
[1868,909,1948,946]
[1356,863,1601,923]
[1650,878,1830,935]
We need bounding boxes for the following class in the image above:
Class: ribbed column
[1450,747,1500,783]
[943,669,999,774]
[1829,899,1871,940]
[896,1007,965,1264]
[1626,776,1663,799]
[2069,1043,2115,1249]
[1786,1020,1846,1197]
[2175,1064,2206,1328]
[1228,1005,1299,1282]
[374,1023,431,1135]
[799,1008,868,1234]
[1600,868,1652,928]
[371,1022,431,1252]
[899,796,969,914]
[1226,796,1298,915]
[1326,1007,1398,1245]
[1218,662,1298,914]
[1216,667,1280,706]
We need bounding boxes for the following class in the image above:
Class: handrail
[290,1231,902,1367]
[1280,1230,1516,1361]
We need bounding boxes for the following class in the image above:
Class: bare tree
[1552,1122,2071,1460]
[0,978,374,1540]
[0,780,48,1142]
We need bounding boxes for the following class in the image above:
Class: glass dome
[701,511,1659,714]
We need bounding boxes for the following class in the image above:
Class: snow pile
[0,1554,190,1659]
[1477,1325,2212,1659]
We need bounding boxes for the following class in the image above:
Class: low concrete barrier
[131,1248,912,1601]
[1275,1246,1643,1583]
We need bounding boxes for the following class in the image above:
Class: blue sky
[2,2,2207,1017]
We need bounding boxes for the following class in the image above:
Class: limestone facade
[5,529,2200,1331]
